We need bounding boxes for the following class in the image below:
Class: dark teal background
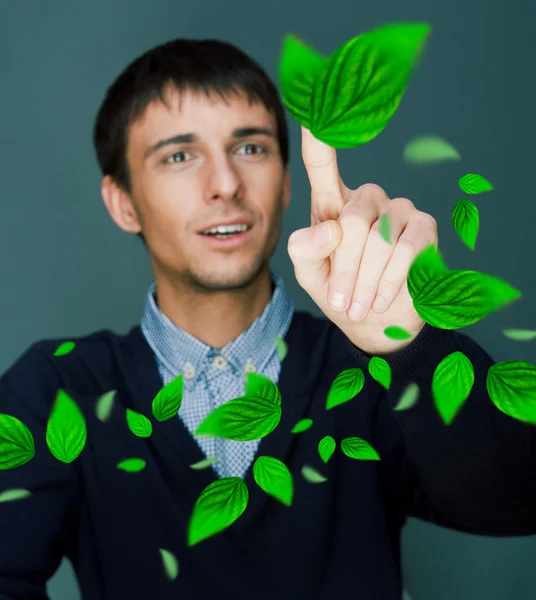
[1,0,535,598]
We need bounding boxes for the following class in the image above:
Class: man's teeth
[202,224,251,235]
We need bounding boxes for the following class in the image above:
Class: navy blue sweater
[1,312,536,600]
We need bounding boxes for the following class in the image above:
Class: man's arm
[0,344,82,599]
[348,323,536,536]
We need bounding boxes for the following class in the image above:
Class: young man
[1,38,535,600]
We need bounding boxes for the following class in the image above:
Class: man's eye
[238,143,265,155]
[165,151,189,164]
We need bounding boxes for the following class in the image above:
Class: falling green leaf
[152,374,183,422]
[291,418,313,433]
[188,477,249,546]
[487,361,536,424]
[459,173,494,194]
[309,22,432,147]
[379,212,392,244]
[384,325,412,340]
[96,390,116,422]
[0,414,35,470]
[318,436,336,463]
[394,382,420,411]
[408,243,449,298]
[274,336,288,361]
[126,408,153,438]
[159,548,179,580]
[411,270,522,329]
[253,456,293,506]
[403,134,461,164]
[432,352,475,425]
[117,458,146,472]
[277,33,329,129]
[341,437,380,460]
[0,488,32,503]
[368,356,392,389]
[189,456,219,470]
[244,372,282,406]
[452,198,479,250]
[301,466,327,483]
[46,389,87,464]
[326,368,365,410]
[53,341,75,357]
[502,329,536,341]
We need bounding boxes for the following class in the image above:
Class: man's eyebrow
[143,126,277,161]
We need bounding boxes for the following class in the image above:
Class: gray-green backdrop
[1,0,535,598]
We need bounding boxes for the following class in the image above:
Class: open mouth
[198,225,252,240]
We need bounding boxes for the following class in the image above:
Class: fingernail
[349,302,366,320]
[329,291,346,310]
[316,223,333,244]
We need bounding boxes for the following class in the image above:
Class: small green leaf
[394,382,420,411]
[379,212,392,244]
[452,198,479,250]
[253,456,293,506]
[46,390,87,463]
[274,336,288,361]
[459,173,494,194]
[318,436,336,463]
[403,134,461,164]
[291,418,313,433]
[384,325,412,340]
[96,390,116,422]
[0,414,35,470]
[341,437,380,460]
[502,329,536,341]
[244,372,282,406]
[326,368,365,410]
[152,374,184,422]
[408,243,449,299]
[53,341,75,356]
[187,477,249,546]
[0,488,32,503]
[189,456,219,470]
[117,458,146,472]
[368,357,392,389]
[126,408,153,438]
[487,361,536,424]
[301,465,327,483]
[432,352,475,425]
[159,548,179,580]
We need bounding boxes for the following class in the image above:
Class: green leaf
[403,134,461,164]
[326,368,365,410]
[452,198,479,251]
[309,22,432,147]
[432,352,475,425]
[394,382,420,411]
[341,436,380,460]
[46,390,87,463]
[291,418,313,433]
[253,456,293,506]
[159,548,179,580]
[274,336,288,361]
[459,173,494,194]
[244,372,282,406]
[277,33,329,129]
[152,374,184,422]
[0,414,35,470]
[0,488,32,503]
[487,361,536,424]
[318,435,336,463]
[412,270,522,329]
[126,408,153,438]
[384,325,412,340]
[368,356,392,389]
[187,477,249,546]
[407,243,449,299]
[189,456,219,470]
[96,390,116,422]
[53,341,75,357]
[502,329,536,341]
[117,458,146,472]
[379,212,392,244]
[301,466,327,483]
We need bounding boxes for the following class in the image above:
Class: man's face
[124,85,291,293]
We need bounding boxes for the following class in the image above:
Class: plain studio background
[1,0,534,598]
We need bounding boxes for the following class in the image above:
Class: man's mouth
[199,224,252,239]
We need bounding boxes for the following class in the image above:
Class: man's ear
[283,170,291,211]
[100,175,143,234]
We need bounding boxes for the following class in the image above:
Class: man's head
[94,38,291,294]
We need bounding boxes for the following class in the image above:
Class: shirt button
[212,355,227,370]
[183,363,196,379]
[245,361,257,373]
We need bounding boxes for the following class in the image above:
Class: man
[1,37,535,600]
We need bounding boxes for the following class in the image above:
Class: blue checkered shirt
[140,270,295,479]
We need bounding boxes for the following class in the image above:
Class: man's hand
[287,126,439,356]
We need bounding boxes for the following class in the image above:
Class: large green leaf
[126,408,153,438]
[152,374,183,422]
[452,198,479,251]
[487,361,536,424]
[432,352,475,424]
[326,368,365,410]
[318,435,336,463]
[46,389,87,464]
[244,372,281,406]
[368,357,391,389]
[253,456,293,506]
[0,414,35,470]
